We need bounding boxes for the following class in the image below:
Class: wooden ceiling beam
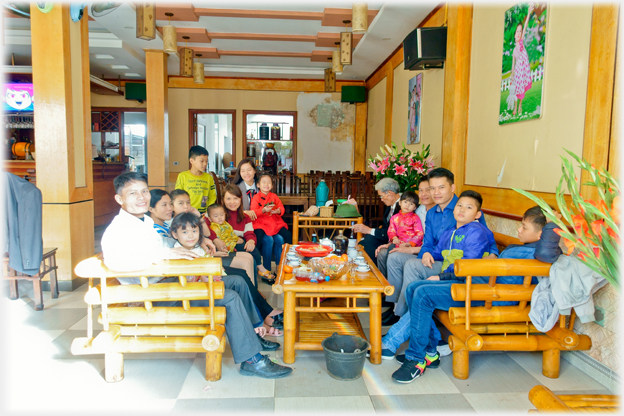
[218,50,311,58]
[208,33,317,42]
[194,8,324,21]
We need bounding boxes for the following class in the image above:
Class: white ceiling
[3,2,436,81]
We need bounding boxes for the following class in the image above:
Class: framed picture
[499,2,548,125]
[407,73,422,144]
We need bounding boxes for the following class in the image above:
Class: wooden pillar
[31,4,94,289]
[354,101,368,172]
[145,49,169,190]
[583,4,619,198]
[441,5,473,194]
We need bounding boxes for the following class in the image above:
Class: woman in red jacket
[250,174,292,272]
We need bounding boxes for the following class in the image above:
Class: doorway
[189,109,235,175]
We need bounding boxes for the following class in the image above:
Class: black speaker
[403,27,447,71]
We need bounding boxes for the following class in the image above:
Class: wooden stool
[4,247,59,310]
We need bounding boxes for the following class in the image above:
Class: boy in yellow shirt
[175,145,217,214]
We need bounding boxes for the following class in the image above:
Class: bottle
[223,161,235,179]
[332,230,348,255]
[312,233,318,243]
[271,123,281,141]
[259,123,269,140]
[315,179,329,208]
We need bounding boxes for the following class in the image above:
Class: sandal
[262,324,283,337]
[259,270,276,285]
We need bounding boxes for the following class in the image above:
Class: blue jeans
[381,310,441,353]
[403,279,485,363]
[255,227,292,270]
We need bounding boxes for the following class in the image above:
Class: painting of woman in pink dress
[499,3,547,125]
[407,73,422,144]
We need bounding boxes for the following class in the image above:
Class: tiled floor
[1,268,615,414]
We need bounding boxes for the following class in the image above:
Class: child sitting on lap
[375,191,424,257]
[250,174,292,272]
[207,203,241,252]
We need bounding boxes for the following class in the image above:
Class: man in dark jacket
[352,177,401,266]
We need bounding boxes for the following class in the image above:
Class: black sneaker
[240,355,293,378]
[396,353,440,368]
[391,359,426,383]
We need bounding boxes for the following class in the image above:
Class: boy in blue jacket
[389,205,561,383]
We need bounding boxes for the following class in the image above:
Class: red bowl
[295,245,332,257]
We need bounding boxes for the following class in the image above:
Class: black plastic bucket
[321,332,370,380]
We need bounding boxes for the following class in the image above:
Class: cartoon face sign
[6,89,33,110]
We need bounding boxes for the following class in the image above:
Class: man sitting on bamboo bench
[389,205,562,383]
[101,172,293,379]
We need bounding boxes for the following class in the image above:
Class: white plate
[356,267,370,273]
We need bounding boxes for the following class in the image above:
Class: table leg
[283,291,297,364]
[369,292,382,364]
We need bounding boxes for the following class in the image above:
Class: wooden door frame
[242,110,297,174]
[188,109,236,170]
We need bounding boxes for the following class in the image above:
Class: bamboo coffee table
[272,244,394,364]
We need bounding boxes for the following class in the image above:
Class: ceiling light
[136,4,155,40]
[163,12,177,54]
[352,3,368,34]
[124,73,141,77]
[95,54,115,59]
[180,36,194,77]
[111,65,129,69]
[193,54,205,84]
[332,49,343,74]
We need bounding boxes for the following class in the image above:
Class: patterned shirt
[209,222,239,252]
[387,211,424,246]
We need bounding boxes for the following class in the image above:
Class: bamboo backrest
[452,259,552,330]
[209,172,228,205]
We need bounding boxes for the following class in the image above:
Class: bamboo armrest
[454,259,552,278]
[75,256,223,279]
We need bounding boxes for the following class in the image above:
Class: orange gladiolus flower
[591,220,605,239]
[607,227,620,244]
[572,214,589,236]
[554,229,576,255]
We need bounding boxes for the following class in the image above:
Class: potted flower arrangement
[513,149,620,289]
[367,142,435,192]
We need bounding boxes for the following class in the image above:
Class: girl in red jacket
[250,174,293,272]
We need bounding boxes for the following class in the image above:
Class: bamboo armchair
[529,385,619,412]
[71,256,227,383]
[435,258,592,380]
[292,211,364,242]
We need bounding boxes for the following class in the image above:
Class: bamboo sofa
[434,233,592,380]
[70,256,226,383]
[529,385,619,412]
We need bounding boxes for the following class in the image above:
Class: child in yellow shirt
[175,145,216,214]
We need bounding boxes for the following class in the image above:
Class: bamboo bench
[529,385,619,412]
[434,258,592,380]
[70,256,227,383]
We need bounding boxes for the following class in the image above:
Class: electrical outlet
[173,161,179,166]
[594,306,606,327]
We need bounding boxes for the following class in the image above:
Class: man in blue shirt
[383,168,498,323]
